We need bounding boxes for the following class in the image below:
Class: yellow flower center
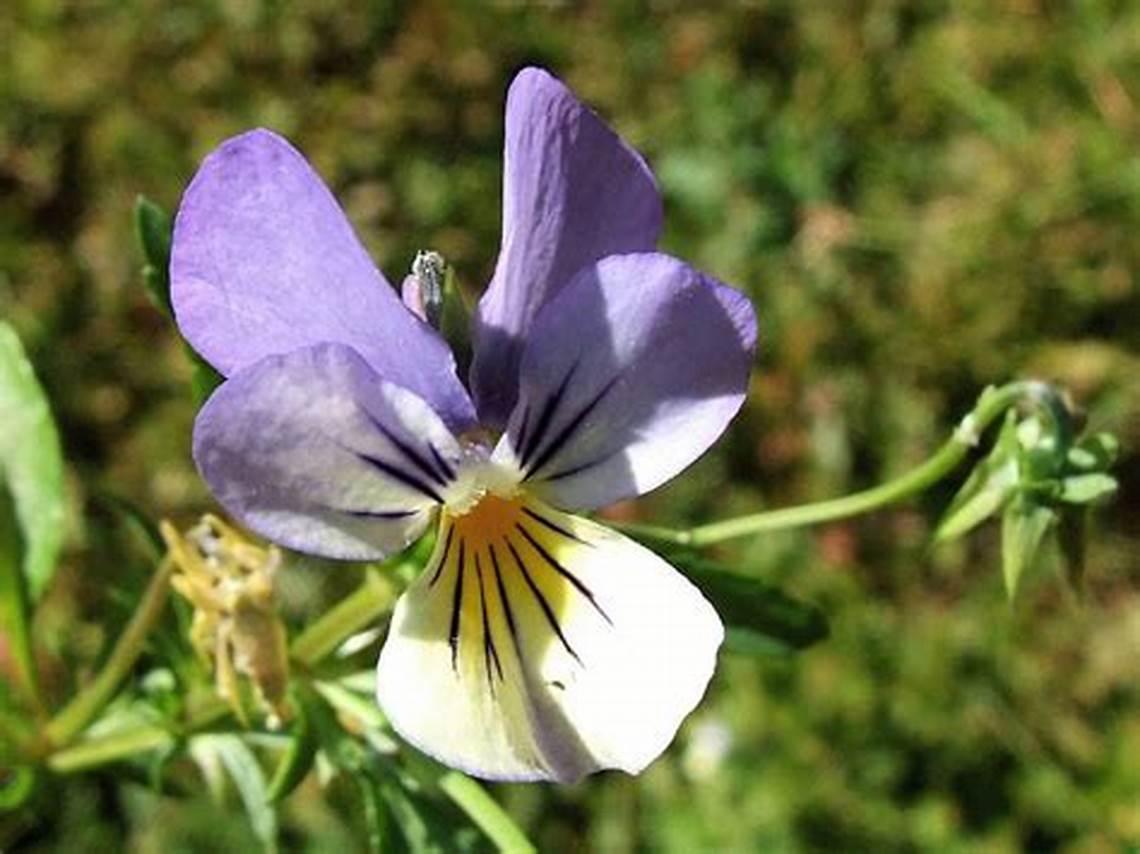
[445,492,526,552]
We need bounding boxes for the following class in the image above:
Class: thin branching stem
[44,557,174,748]
[616,381,1066,548]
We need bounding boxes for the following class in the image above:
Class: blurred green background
[2,0,1138,850]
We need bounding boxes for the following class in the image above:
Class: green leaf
[0,767,35,812]
[0,685,34,763]
[190,355,224,406]
[1016,415,1065,481]
[132,198,224,405]
[0,483,38,707]
[266,692,318,803]
[1057,510,1087,596]
[193,734,278,852]
[0,323,65,603]
[1000,497,1057,600]
[1066,431,1120,473]
[665,551,828,654]
[1057,473,1117,505]
[313,680,389,732]
[373,771,439,853]
[439,264,473,382]
[134,196,173,317]
[355,772,389,854]
[94,491,165,559]
[935,409,1019,542]
[436,771,536,854]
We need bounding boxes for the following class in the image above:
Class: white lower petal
[375,496,723,782]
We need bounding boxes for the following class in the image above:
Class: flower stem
[289,569,398,669]
[619,381,1060,548]
[44,558,173,748]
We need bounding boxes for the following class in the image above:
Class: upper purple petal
[171,129,476,432]
[492,253,757,511]
[470,68,664,429]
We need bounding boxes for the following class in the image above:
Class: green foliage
[1001,496,1056,601]
[0,484,38,710]
[0,323,65,604]
[134,196,174,318]
[133,196,223,404]
[265,690,317,804]
[935,389,1119,599]
[1,1,1137,851]
[661,548,829,655]
[191,734,279,851]
[936,410,1021,543]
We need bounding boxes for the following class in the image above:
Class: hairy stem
[289,569,398,669]
[41,565,399,772]
[47,696,230,774]
[45,558,173,747]
[619,381,1062,547]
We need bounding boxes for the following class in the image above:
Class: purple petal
[471,68,664,429]
[193,343,466,560]
[492,253,756,511]
[171,129,476,432]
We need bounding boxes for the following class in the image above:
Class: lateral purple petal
[493,253,756,511]
[470,68,664,429]
[193,343,465,560]
[171,129,476,432]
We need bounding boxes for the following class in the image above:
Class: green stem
[290,570,398,669]
[45,558,173,747]
[620,381,1057,548]
[46,695,230,774]
[436,771,537,854]
[41,566,398,772]
[47,726,173,774]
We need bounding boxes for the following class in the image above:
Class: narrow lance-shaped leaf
[660,549,828,654]
[935,409,1019,543]
[134,197,223,404]
[191,734,278,852]
[135,195,174,317]
[1057,509,1087,596]
[435,770,537,854]
[0,484,38,707]
[266,689,318,803]
[191,359,225,406]
[1057,473,1117,505]
[371,770,440,853]
[400,744,537,853]
[1066,432,1119,473]
[0,767,35,812]
[94,491,166,559]
[355,772,389,854]
[1001,496,1057,600]
[0,323,65,603]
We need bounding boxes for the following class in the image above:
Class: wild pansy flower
[170,68,756,782]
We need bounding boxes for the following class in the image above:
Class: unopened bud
[402,249,473,379]
[404,250,447,328]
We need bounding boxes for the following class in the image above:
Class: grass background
[2,0,1138,850]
